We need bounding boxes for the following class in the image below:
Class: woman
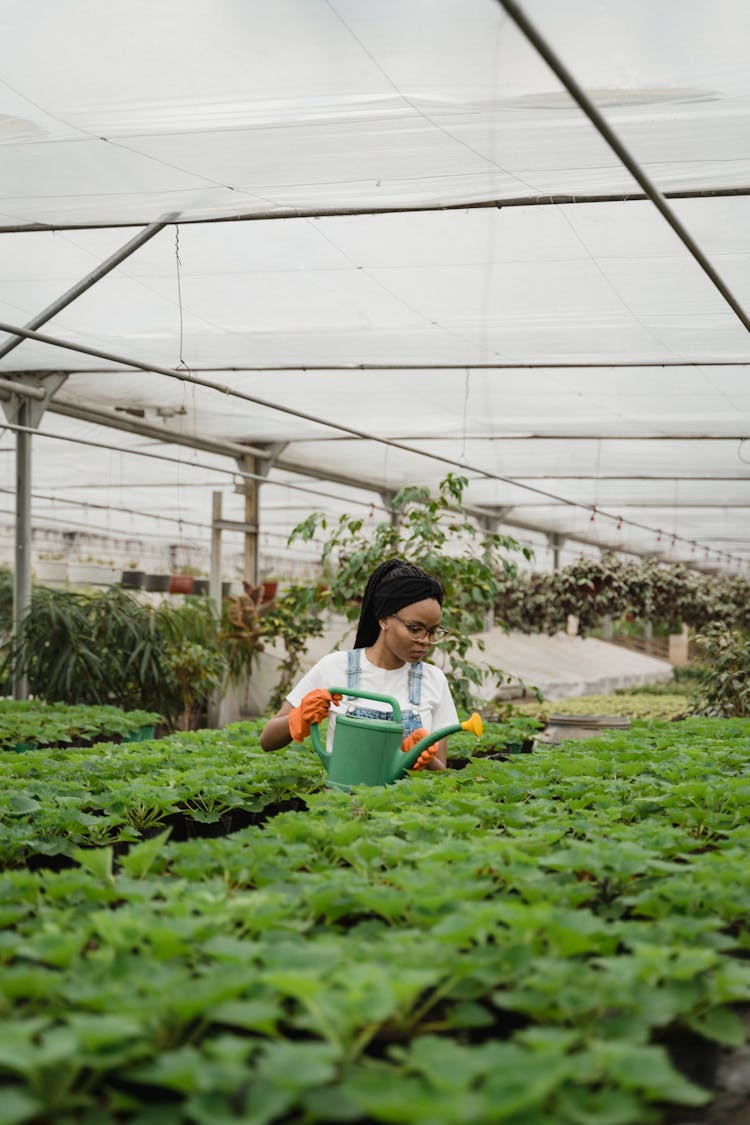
[260,559,458,770]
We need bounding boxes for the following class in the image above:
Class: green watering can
[309,686,483,790]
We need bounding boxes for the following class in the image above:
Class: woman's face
[379,597,443,663]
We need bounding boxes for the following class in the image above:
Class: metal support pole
[209,492,223,615]
[496,0,750,335]
[0,216,175,361]
[546,532,565,571]
[2,184,748,237]
[13,400,32,699]
[207,492,223,729]
[479,515,499,633]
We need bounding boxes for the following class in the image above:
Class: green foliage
[494,554,750,636]
[157,595,220,651]
[164,641,227,730]
[219,587,268,684]
[292,473,531,710]
[1,583,321,728]
[0,720,323,866]
[259,584,326,711]
[517,692,692,722]
[0,564,13,639]
[691,626,750,717]
[0,586,175,714]
[1,718,750,1120]
[0,700,161,750]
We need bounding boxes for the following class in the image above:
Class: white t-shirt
[287,649,459,752]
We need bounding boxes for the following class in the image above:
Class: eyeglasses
[391,613,448,643]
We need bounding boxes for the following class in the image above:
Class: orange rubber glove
[401,727,438,771]
[288,688,341,742]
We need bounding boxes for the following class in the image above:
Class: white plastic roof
[0,0,749,573]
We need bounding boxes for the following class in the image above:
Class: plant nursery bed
[2,717,750,1123]
[0,701,162,753]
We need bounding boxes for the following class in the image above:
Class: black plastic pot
[121,570,145,589]
[144,574,170,593]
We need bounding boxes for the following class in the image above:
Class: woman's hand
[288,688,341,742]
[401,727,440,770]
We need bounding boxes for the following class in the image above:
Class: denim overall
[345,648,424,736]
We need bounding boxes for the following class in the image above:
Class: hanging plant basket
[120,570,145,589]
[144,574,170,593]
[169,574,194,595]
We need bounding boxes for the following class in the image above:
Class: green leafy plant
[164,641,227,730]
[493,555,750,638]
[517,692,691,722]
[691,625,750,717]
[0,586,176,715]
[0,701,161,750]
[0,564,13,641]
[257,584,326,710]
[3,717,750,1120]
[292,473,531,710]
[219,583,274,684]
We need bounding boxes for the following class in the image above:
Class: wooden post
[668,623,690,666]
[243,453,258,585]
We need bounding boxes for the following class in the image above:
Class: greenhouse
[1,1,750,1122]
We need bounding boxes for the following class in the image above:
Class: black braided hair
[353,559,444,648]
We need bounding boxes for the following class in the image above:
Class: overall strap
[408,661,423,706]
[346,647,361,691]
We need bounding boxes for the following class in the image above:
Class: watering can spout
[399,712,483,774]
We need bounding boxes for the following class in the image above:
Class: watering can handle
[308,686,403,763]
[325,687,402,725]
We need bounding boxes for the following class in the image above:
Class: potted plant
[144,574,171,593]
[168,574,195,595]
[260,578,279,602]
[121,562,145,589]
[164,641,226,730]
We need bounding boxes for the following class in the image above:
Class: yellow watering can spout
[461,712,483,738]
